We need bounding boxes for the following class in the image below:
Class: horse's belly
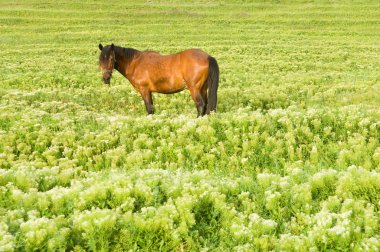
[152,77,186,94]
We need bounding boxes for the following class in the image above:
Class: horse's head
[98,43,115,84]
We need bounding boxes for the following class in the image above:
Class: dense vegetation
[0,0,379,251]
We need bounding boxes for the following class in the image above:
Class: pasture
[0,0,379,251]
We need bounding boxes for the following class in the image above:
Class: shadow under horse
[98,43,219,117]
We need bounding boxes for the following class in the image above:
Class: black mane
[123,47,139,61]
[113,46,139,70]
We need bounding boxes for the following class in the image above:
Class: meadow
[0,0,379,251]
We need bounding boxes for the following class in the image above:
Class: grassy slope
[0,0,379,251]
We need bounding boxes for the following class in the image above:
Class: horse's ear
[99,43,103,51]
[111,43,114,50]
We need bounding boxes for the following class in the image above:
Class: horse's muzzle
[103,78,110,84]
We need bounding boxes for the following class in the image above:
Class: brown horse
[98,43,219,117]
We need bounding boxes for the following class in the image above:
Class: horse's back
[179,49,209,63]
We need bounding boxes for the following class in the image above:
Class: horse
[98,43,219,117]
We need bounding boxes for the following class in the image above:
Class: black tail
[206,56,219,114]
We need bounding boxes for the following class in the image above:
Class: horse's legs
[189,88,205,117]
[200,83,208,116]
[140,90,154,114]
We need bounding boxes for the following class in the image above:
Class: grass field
[1,0,380,251]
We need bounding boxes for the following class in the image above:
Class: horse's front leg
[140,89,154,115]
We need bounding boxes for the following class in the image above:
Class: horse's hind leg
[200,83,208,116]
[140,90,154,114]
[189,88,205,117]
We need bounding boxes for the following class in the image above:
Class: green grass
[0,0,379,251]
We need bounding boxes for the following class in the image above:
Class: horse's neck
[114,47,138,77]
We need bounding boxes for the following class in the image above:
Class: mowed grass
[0,0,380,251]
